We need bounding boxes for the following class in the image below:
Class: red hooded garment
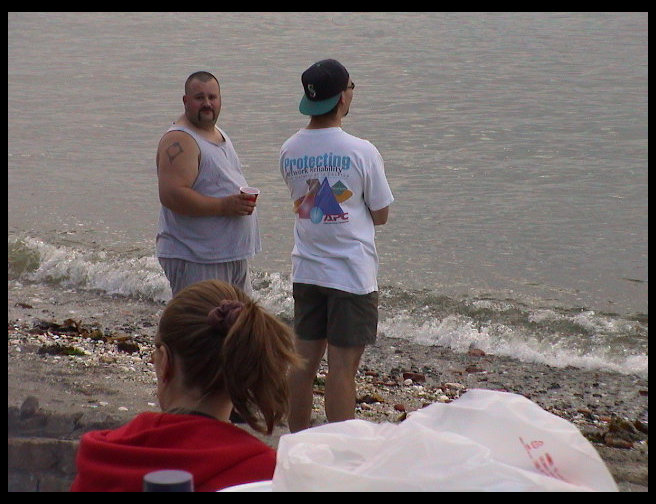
[70,412,276,492]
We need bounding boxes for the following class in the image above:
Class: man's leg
[287,338,327,433]
[158,258,253,297]
[324,343,365,423]
[158,257,188,296]
[323,287,377,423]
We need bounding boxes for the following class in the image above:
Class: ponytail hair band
[207,300,245,333]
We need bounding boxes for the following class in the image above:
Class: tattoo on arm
[166,142,184,164]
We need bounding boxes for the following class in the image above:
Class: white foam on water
[9,236,171,303]
[8,235,647,378]
[379,312,648,378]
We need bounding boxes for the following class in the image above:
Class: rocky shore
[8,281,648,492]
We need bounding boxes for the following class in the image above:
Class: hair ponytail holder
[207,300,245,333]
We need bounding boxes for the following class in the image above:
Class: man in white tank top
[156,71,261,296]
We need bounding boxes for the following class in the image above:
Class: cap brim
[299,93,341,116]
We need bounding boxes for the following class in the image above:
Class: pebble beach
[8,280,648,492]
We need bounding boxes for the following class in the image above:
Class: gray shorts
[293,283,378,347]
[158,257,252,296]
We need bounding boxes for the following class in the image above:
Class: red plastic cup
[239,186,260,201]
[240,187,259,214]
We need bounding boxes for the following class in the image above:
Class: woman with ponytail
[71,280,300,492]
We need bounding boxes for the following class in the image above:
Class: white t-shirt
[280,127,394,294]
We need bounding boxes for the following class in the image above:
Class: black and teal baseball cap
[299,59,350,116]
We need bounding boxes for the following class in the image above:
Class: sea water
[8,12,647,377]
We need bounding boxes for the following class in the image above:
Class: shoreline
[8,281,648,491]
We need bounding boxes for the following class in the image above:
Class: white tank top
[156,125,261,263]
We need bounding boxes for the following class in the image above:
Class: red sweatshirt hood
[70,412,276,492]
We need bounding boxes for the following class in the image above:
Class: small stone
[634,420,648,435]
[603,434,633,449]
[20,396,39,418]
[577,408,595,420]
[402,372,426,383]
[394,404,406,412]
[116,341,139,354]
[88,329,105,341]
[608,416,638,435]
[358,393,384,404]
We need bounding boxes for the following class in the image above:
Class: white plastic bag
[272,389,618,492]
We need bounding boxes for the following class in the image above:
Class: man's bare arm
[156,131,254,217]
[369,206,389,226]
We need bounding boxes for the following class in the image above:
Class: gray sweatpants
[158,257,252,297]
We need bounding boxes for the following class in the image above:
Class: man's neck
[306,115,342,130]
[176,114,217,133]
[175,114,223,142]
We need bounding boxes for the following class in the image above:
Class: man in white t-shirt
[280,59,394,432]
